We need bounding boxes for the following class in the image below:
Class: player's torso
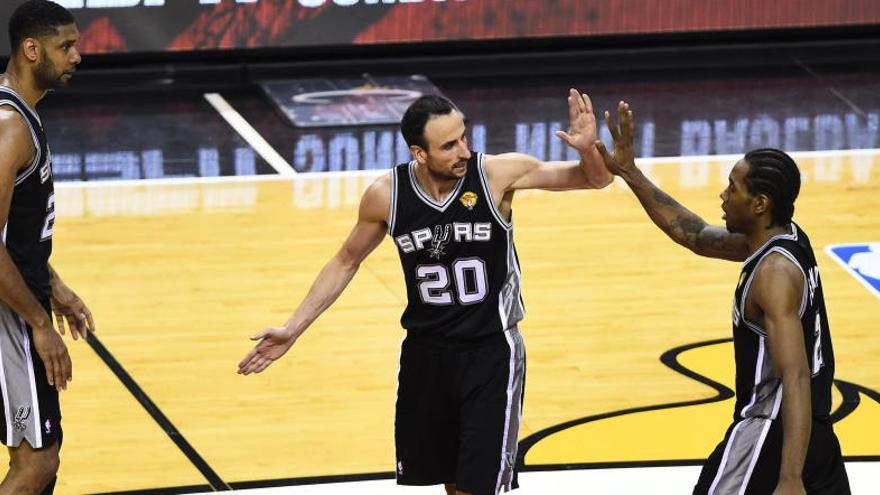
[0,86,55,302]
[730,223,835,421]
[389,153,524,341]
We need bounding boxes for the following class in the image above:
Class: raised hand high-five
[554,88,600,158]
[595,100,637,176]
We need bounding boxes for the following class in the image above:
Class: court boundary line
[53,147,880,190]
[86,335,231,491]
[89,458,880,494]
[203,92,297,177]
[88,333,880,494]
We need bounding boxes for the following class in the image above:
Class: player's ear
[20,37,41,63]
[752,193,771,216]
[410,145,427,165]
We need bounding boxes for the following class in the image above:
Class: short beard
[34,55,64,91]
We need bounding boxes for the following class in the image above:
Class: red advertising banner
[1,0,878,55]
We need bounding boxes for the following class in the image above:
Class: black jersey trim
[0,98,43,186]
[477,153,513,231]
[0,86,41,124]
[742,224,798,266]
[407,161,465,211]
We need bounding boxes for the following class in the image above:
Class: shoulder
[359,172,392,223]
[0,107,34,172]
[756,251,803,280]
[0,106,29,136]
[751,251,805,308]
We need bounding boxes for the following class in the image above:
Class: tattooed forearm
[669,215,706,245]
[695,228,728,251]
[641,186,706,248]
[623,166,748,260]
[652,187,680,207]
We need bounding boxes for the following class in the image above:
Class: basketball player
[239,89,613,494]
[596,102,849,494]
[0,1,94,493]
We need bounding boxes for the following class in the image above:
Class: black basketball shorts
[694,417,850,494]
[395,328,525,495]
[0,299,62,450]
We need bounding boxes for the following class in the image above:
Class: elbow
[781,366,812,389]
[335,252,362,274]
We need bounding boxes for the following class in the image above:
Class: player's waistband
[404,326,520,350]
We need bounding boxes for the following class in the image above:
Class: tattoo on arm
[652,187,680,207]
[650,188,706,247]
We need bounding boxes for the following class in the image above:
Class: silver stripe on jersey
[708,417,774,495]
[407,161,464,211]
[477,154,512,231]
[738,336,784,420]
[496,229,525,331]
[495,328,525,494]
[0,99,43,186]
[388,169,398,235]
[18,316,43,448]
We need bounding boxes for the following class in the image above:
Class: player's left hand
[238,327,297,375]
[554,88,599,157]
[50,280,95,341]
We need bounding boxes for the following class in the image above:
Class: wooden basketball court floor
[5,150,879,493]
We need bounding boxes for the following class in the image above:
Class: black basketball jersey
[730,223,835,422]
[389,153,524,341]
[0,86,54,302]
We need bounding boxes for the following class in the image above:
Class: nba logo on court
[825,243,880,299]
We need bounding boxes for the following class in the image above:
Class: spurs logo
[428,224,451,260]
[395,222,492,254]
[459,191,478,210]
[12,406,31,432]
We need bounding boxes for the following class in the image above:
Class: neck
[1,63,46,108]
[746,223,789,255]
[414,162,459,202]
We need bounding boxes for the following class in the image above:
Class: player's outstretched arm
[238,175,390,375]
[48,263,95,341]
[751,254,811,495]
[0,110,71,391]
[486,89,613,193]
[596,101,749,261]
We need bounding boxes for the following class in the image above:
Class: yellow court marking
[523,339,878,466]
[9,150,878,493]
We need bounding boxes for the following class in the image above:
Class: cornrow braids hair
[8,0,74,50]
[400,95,460,149]
[743,148,802,228]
